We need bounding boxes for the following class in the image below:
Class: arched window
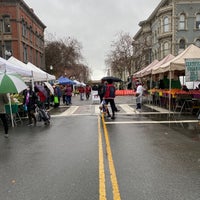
[179,39,186,49]
[163,42,170,57]
[163,17,169,32]
[179,13,186,30]
[196,13,200,29]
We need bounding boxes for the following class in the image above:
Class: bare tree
[105,32,133,80]
[45,37,90,81]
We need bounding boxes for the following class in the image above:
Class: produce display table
[148,89,200,114]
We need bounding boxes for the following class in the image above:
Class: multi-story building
[132,0,200,73]
[0,0,46,69]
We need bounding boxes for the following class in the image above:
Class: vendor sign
[185,58,200,81]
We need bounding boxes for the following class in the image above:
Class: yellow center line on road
[101,114,121,200]
[98,115,107,200]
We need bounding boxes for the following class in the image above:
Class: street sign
[185,58,200,81]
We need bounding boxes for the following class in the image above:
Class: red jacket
[78,86,85,93]
[85,86,91,93]
[65,86,72,96]
[104,84,115,99]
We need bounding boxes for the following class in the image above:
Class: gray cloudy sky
[25,0,161,80]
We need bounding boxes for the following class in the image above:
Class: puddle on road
[129,105,200,141]
[49,106,69,115]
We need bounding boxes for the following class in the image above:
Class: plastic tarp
[0,56,32,78]
[152,44,200,75]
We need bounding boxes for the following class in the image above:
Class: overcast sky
[25,0,161,80]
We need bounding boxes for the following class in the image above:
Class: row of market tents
[0,55,86,127]
[0,56,86,87]
[0,56,56,82]
[133,44,200,113]
[133,44,200,80]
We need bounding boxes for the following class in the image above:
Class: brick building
[0,0,46,69]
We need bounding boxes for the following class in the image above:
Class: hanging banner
[185,58,200,81]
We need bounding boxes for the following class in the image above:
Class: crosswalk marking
[59,106,79,116]
[51,104,176,117]
[118,104,136,114]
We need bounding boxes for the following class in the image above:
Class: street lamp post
[50,65,53,73]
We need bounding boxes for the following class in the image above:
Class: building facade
[0,0,46,68]
[132,0,200,73]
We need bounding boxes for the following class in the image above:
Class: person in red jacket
[85,84,91,100]
[78,86,85,100]
[102,80,116,119]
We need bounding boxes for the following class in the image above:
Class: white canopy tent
[151,44,200,113]
[152,45,200,75]
[27,62,55,81]
[0,56,32,78]
[148,54,175,76]
[8,56,55,82]
[133,59,159,78]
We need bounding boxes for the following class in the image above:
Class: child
[99,99,111,117]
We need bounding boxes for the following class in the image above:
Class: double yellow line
[98,115,121,200]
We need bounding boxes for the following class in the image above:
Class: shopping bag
[54,96,59,104]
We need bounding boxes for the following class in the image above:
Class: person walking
[53,85,61,108]
[65,84,72,105]
[103,80,116,119]
[98,81,105,103]
[61,85,66,104]
[78,86,85,101]
[85,84,91,100]
[23,86,38,126]
[0,94,9,138]
[135,82,145,110]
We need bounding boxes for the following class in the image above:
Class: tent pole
[8,93,14,127]
[169,68,171,118]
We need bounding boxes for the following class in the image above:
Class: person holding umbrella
[0,93,9,137]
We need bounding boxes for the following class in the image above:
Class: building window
[36,51,38,65]
[0,41,12,59]
[23,44,28,63]
[196,13,200,29]
[179,13,186,30]
[179,39,186,49]
[30,47,33,62]
[3,16,11,33]
[195,39,200,47]
[163,17,169,32]
[163,42,170,57]
[22,21,27,37]
[30,27,33,43]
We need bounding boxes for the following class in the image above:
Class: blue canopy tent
[57,76,75,85]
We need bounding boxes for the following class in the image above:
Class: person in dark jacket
[102,80,116,119]
[0,94,9,137]
[98,81,105,103]
[23,86,38,126]
[65,84,73,105]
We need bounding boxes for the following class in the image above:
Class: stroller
[35,105,51,125]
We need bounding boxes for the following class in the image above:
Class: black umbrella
[101,76,122,82]
[35,84,48,98]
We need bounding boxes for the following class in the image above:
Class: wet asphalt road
[0,95,200,200]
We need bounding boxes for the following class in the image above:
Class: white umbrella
[0,72,27,127]
[44,82,54,95]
